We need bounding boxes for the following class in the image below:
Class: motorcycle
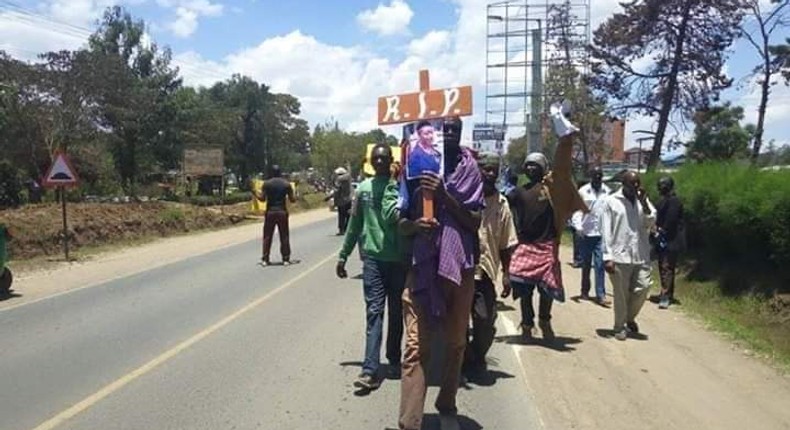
[0,224,12,295]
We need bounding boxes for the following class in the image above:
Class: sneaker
[659,295,670,309]
[580,293,591,301]
[353,373,381,390]
[260,259,270,267]
[596,297,612,307]
[521,324,537,342]
[626,321,640,334]
[614,329,627,341]
[282,260,291,266]
[538,320,556,341]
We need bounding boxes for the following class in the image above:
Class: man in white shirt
[571,166,612,306]
[600,171,656,341]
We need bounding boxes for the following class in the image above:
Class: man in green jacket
[336,143,404,391]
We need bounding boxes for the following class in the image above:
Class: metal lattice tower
[485,0,591,153]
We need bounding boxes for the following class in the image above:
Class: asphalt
[0,218,541,430]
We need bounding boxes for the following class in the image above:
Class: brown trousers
[399,270,475,430]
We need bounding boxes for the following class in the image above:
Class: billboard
[472,123,507,154]
[184,149,224,177]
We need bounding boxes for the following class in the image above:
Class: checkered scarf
[508,240,565,302]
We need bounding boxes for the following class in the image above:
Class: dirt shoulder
[496,246,790,430]
[1,209,334,311]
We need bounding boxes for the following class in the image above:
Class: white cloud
[160,0,224,38]
[407,31,451,58]
[357,0,414,36]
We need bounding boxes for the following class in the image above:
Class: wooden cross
[377,69,473,219]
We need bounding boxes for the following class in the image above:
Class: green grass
[673,274,790,373]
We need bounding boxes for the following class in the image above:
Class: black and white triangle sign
[43,153,79,187]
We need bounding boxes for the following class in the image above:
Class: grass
[672,273,790,373]
[7,194,329,272]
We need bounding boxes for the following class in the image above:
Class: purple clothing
[410,147,484,322]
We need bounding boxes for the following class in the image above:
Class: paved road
[0,218,541,430]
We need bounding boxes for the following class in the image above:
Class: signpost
[377,70,473,219]
[183,148,225,210]
[472,123,507,154]
[42,152,80,261]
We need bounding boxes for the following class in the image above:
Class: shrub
[187,192,251,207]
[648,163,790,294]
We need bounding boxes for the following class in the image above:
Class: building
[601,118,625,162]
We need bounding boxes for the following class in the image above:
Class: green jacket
[338,176,402,263]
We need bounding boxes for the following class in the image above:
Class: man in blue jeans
[572,166,612,307]
[336,144,404,391]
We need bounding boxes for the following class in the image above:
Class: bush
[649,163,790,294]
[187,192,251,207]
[159,206,186,224]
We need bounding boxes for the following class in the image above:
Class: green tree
[738,0,790,160]
[686,104,754,162]
[88,6,182,194]
[591,0,745,170]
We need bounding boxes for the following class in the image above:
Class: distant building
[601,117,625,162]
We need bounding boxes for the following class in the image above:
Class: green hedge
[646,163,790,294]
[187,192,251,207]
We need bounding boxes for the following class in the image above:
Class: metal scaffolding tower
[485,0,591,153]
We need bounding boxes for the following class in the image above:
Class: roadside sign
[472,123,507,155]
[42,152,79,188]
[184,149,224,177]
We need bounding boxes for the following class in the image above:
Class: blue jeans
[580,235,606,299]
[572,229,583,265]
[362,258,406,376]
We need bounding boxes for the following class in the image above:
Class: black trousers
[337,202,352,234]
[467,274,497,365]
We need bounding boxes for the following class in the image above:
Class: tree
[770,36,790,89]
[591,0,745,171]
[88,6,182,194]
[738,0,790,160]
[686,103,754,162]
[505,135,529,170]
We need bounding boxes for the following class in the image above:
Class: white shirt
[571,183,611,237]
[600,189,656,265]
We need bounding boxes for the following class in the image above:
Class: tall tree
[738,0,790,160]
[88,6,182,194]
[591,0,744,170]
[686,103,754,162]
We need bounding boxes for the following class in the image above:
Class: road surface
[0,216,540,430]
[2,212,789,430]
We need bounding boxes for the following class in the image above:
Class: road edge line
[29,252,336,430]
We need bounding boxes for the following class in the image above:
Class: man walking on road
[507,102,587,342]
[252,165,295,266]
[329,167,353,236]
[571,166,612,306]
[398,117,484,430]
[600,171,656,341]
[655,176,684,309]
[335,144,405,391]
[465,153,517,375]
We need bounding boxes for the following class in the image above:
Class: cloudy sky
[2,0,789,152]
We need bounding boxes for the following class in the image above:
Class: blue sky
[1,0,789,152]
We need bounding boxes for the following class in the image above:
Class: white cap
[524,152,548,170]
[334,167,348,175]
